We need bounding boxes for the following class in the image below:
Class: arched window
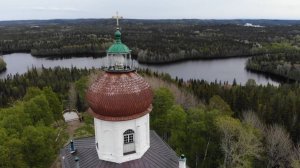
[123,129,135,154]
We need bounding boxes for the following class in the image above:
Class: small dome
[107,29,130,54]
[115,30,121,39]
[107,43,130,54]
[86,71,153,121]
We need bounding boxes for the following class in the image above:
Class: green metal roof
[107,43,130,53]
[107,29,131,54]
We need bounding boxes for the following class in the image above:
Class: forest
[0,87,63,167]
[0,67,91,167]
[144,70,300,168]
[1,19,300,64]
[1,19,300,167]
[1,67,300,167]
[246,51,300,81]
[0,57,6,72]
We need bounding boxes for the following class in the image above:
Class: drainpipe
[179,154,186,168]
[75,156,80,168]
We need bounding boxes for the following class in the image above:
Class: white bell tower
[93,114,150,163]
[86,12,153,164]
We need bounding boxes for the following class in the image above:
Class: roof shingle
[60,131,179,168]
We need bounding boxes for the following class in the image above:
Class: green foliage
[265,42,297,53]
[1,66,300,168]
[0,68,87,167]
[74,124,94,138]
[0,86,62,168]
[246,79,257,87]
[292,161,300,168]
[166,105,187,153]
[0,67,91,107]
[22,126,56,168]
[186,78,300,141]
[75,76,89,111]
[43,87,63,121]
[23,87,43,101]
[246,52,300,81]
[1,138,27,168]
[209,95,233,115]
[2,20,299,63]
[0,102,31,136]
[151,87,175,119]
[185,108,224,167]
[74,113,94,138]
[24,95,53,126]
[82,111,94,125]
[0,57,6,72]
[148,73,300,167]
[151,87,233,167]
[151,87,175,138]
[216,116,263,168]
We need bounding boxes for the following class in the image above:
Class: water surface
[0,53,278,85]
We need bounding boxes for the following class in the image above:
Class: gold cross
[112,11,123,27]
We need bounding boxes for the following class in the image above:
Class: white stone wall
[94,114,150,163]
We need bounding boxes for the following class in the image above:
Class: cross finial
[112,11,123,28]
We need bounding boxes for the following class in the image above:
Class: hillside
[1,19,300,63]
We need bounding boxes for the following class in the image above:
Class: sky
[0,0,300,21]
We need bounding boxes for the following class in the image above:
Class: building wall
[94,114,150,163]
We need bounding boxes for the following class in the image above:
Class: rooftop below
[60,131,179,168]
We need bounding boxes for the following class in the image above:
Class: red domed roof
[86,71,153,121]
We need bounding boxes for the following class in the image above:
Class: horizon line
[1,17,300,22]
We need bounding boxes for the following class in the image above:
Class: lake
[0,53,279,85]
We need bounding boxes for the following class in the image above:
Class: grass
[73,112,94,138]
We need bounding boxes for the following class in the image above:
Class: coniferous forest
[144,71,300,168]
[2,19,300,83]
[246,51,300,81]
[1,19,300,65]
[0,67,300,167]
[1,19,300,167]
[0,67,91,167]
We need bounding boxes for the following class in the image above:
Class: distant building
[244,23,264,28]
[60,14,186,168]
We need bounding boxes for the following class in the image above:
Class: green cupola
[107,28,131,54]
[104,14,134,72]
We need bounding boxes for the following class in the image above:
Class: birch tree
[216,116,263,168]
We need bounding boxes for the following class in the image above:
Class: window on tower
[123,129,134,144]
[123,129,135,155]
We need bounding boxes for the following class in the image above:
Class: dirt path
[66,120,84,138]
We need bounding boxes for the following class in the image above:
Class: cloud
[30,7,82,12]
[2,0,300,20]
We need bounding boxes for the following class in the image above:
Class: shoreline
[0,52,285,85]
[0,67,7,73]
[2,50,266,64]
[0,56,7,73]
[245,67,296,84]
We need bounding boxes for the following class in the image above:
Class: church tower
[61,13,185,168]
[85,14,153,163]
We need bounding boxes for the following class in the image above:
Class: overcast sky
[0,0,300,21]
